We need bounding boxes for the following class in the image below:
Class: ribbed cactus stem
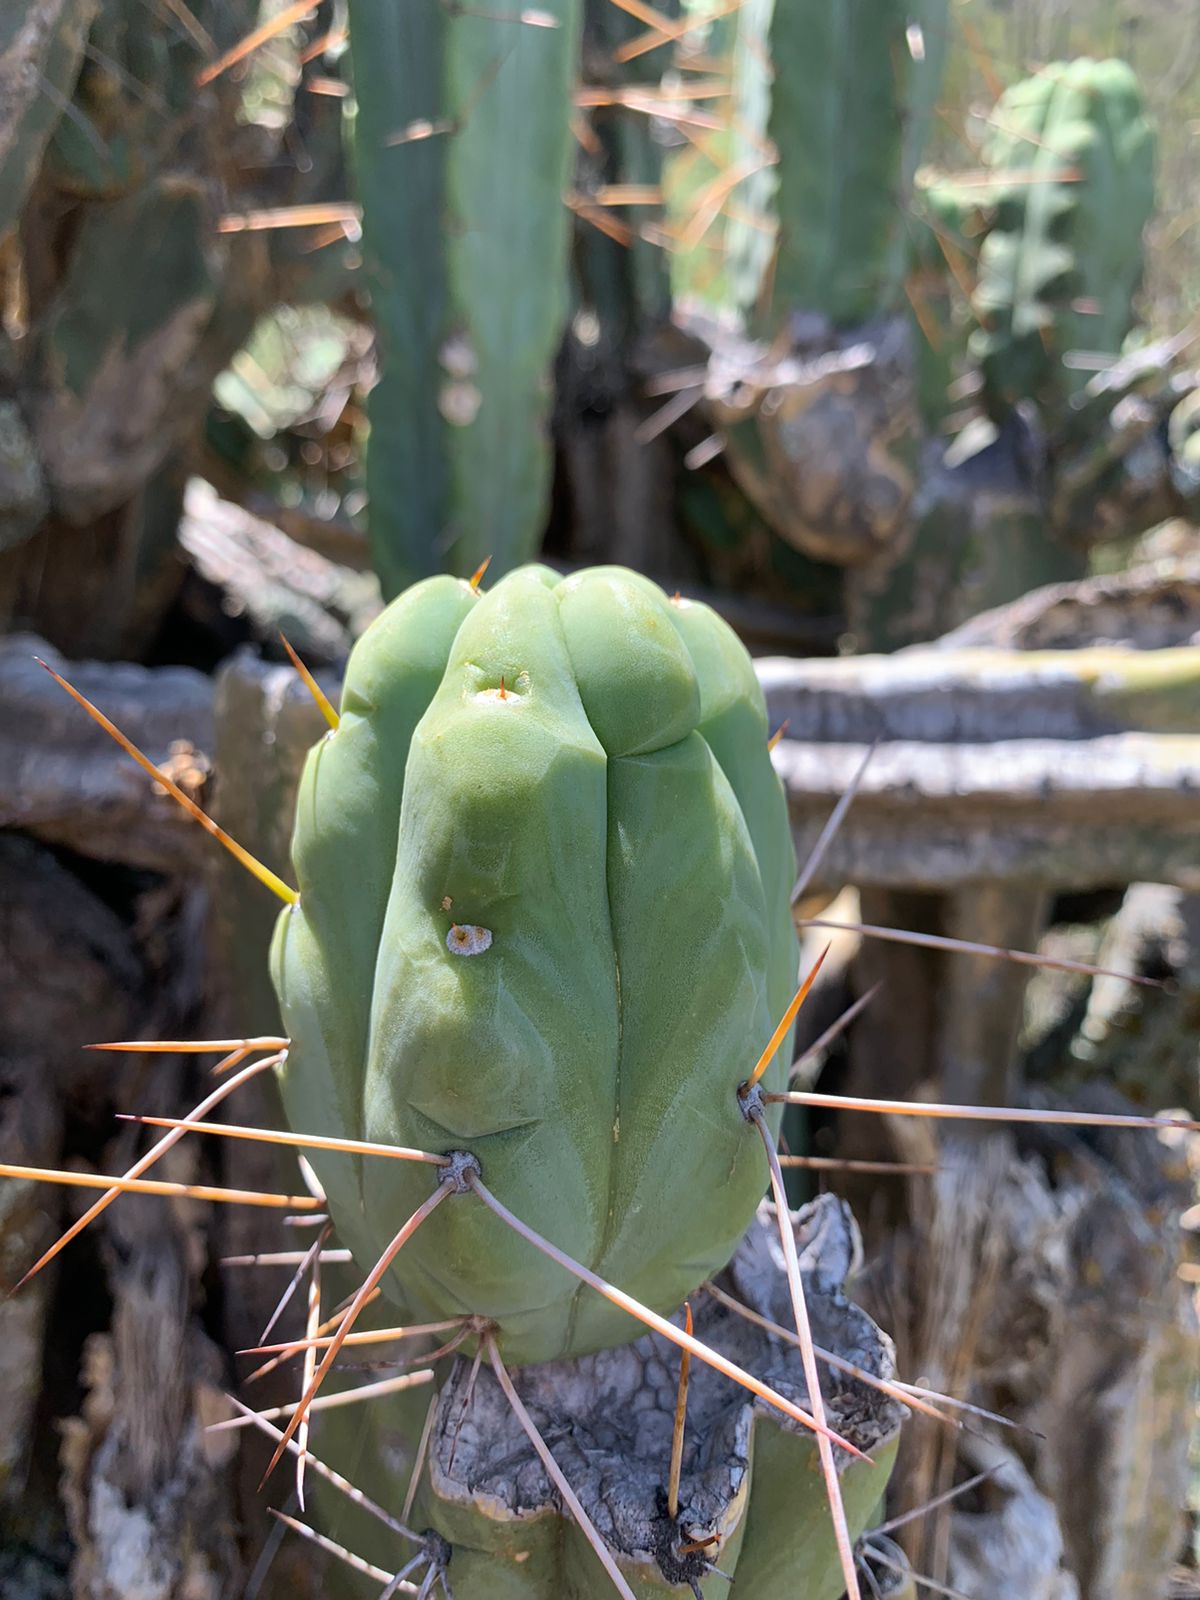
[763,0,948,326]
[346,0,582,594]
[272,563,799,1364]
[970,57,1156,419]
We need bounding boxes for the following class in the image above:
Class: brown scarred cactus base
[313,1196,902,1600]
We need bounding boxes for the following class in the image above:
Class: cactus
[346,0,581,597]
[765,0,907,323]
[750,0,949,328]
[272,562,799,1363]
[847,57,1165,649]
[906,176,980,428]
[969,58,1156,420]
[8,11,1200,1593]
[0,0,280,657]
[703,0,950,578]
[258,561,912,1597]
[20,592,1200,1598]
[575,0,676,336]
[703,29,1193,653]
[0,0,95,235]
[10,576,913,1598]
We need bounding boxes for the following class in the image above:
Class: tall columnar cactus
[703,0,949,576]
[272,563,799,1363]
[970,58,1156,421]
[576,0,676,336]
[730,0,949,328]
[346,0,581,597]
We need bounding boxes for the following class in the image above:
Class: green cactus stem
[970,57,1155,419]
[271,564,798,1366]
[764,0,948,327]
[346,0,581,595]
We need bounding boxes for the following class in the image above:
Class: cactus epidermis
[970,57,1155,415]
[270,565,799,1365]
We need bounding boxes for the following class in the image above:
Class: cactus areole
[271,564,799,1364]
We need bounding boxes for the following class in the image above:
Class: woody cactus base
[315,1199,901,1599]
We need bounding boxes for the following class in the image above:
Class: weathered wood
[759,647,1200,742]
[179,481,380,665]
[60,1181,242,1600]
[775,736,1200,893]
[7,631,1197,902]
[0,636,213,873]
[0,827,305,1597]
[0,833,263,1600]
[209,654,325,1036]
[939,557,1200,651]
[200,645,1200,904]
[1071,885,1200,1111]
[866,1103,1194,1600]
[941,1437,1077,1600]
[762,648,1200,893]
[0,836,140,1512]
[939,886,1050,1108]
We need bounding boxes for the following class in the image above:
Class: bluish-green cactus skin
[970,57,1155,417]
[760,0,949,327]
[346,0,581,596]
[271,565,798,1364]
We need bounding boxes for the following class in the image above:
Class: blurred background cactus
[968,57,1156,417]
[0,0,354,658]
[693,9,1198,651]
[344,0,580,595]
[4,0,1197,645]
[1,0,1199,1597]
